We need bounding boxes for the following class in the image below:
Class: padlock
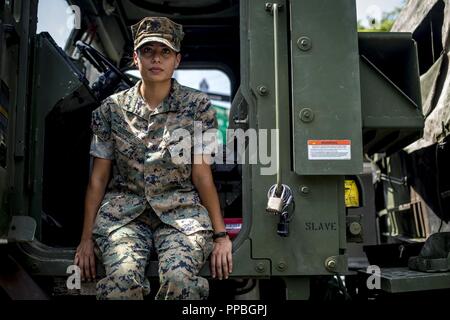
[266,186,285,214]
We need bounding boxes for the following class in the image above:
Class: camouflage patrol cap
[131,17,184,52]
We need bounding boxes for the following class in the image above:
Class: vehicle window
[37,0,75,48]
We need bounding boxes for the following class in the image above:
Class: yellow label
[345,180,359,208]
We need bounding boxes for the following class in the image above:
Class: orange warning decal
[308,140,351,145]
[308,140,352,160]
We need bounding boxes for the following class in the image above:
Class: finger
[222,254,229,279]
[84,256,92,281]
[89,254,96,281]
[228,251,233,274]
[74,255,79,266]
[79,259,85,281]
[216,253,223,280]
[210,252,216,279]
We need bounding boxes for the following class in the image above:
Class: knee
[111,263,145,282]
[161,268,190,286]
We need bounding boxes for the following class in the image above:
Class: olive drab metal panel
[291,0,363,175]
[0,0,38,241]
[240,0,347,289]
[28,33,95,241]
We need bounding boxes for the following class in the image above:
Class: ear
[133,51,139,67]
[175,53,182,68]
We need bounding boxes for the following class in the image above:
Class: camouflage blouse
[90,79,216,237]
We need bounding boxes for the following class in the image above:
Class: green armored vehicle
[0,0,449,300]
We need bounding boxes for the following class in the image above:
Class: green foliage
[358,2,404,32]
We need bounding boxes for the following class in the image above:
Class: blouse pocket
[113,132,144,162]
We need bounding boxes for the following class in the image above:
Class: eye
[141,47,152,55]
[162,48,171,56]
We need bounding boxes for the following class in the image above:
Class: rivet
[255,262,265,273]
[265,3,273,11]
[297,36,312,51]
[300,186,310,195]
[300,108,314,123]
[325,258,337,272]
[258,86,269,96]
[277,261,287,271]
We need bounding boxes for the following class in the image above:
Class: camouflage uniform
[90,78,216,300]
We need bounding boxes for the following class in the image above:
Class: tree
[358,3,404,32]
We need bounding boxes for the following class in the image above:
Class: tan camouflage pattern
[94,213,153,300]
[131,17,184,52]
[94,209,213,300]
[90,79,216,238]
[154,225,213,300]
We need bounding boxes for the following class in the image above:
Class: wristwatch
[212,231,228,240]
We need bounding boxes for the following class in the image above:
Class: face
[134,42,181,84]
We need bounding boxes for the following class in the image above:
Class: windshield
[37,0,75,48]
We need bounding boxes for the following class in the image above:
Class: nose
[151,51,162,63]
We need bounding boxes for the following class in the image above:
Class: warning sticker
[308,140,351,160]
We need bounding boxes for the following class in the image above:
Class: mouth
[149,67,164,72]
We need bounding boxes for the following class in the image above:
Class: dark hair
[127,51,137,68]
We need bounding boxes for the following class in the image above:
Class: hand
[74,238,96,282]
[210,236,233,280]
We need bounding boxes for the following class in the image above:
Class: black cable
[234,279,257,296]
[287,200,295,222]
[336,275,352,301]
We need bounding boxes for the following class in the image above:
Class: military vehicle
[0,0,449,300]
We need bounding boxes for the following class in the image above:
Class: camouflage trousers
[94,209,213,300]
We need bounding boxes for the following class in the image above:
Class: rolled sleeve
[90,99,115,160]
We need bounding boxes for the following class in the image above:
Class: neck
[140,79,172,109]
